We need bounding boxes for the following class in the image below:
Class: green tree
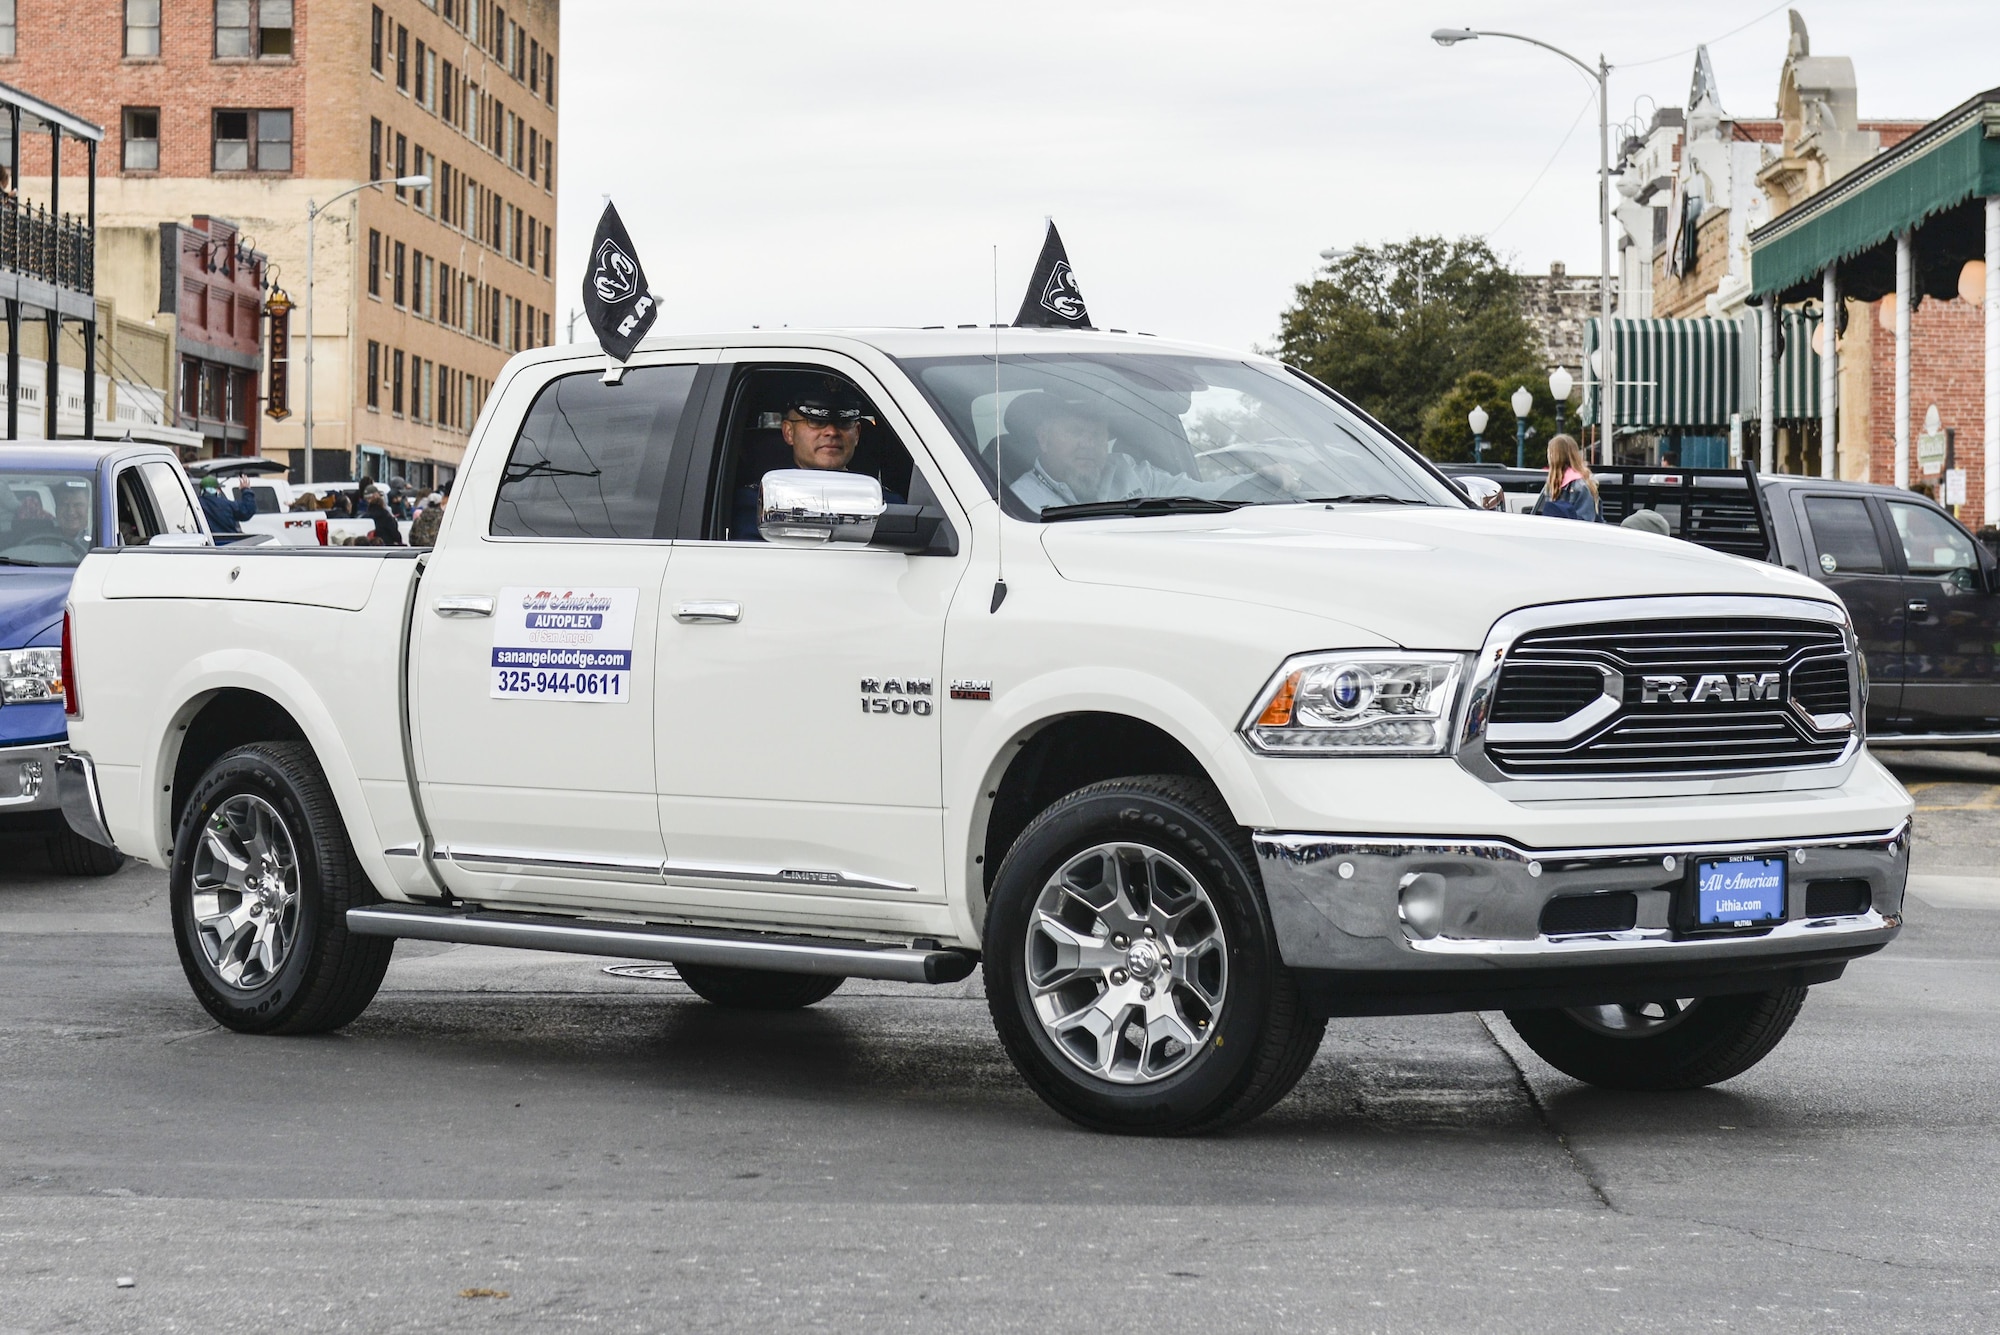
[1274,235,1544,454]
[1418,371,1562,466]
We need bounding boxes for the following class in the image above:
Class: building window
[366,341,380,410]
[528,38,538,92]
[545,52,555,106]
[371,6,383,73]
[392,241,406,307]
[391,350,405,416]
[215,0,291,57]
[412,144,427,209]
[0,0,16,58]
[367,229,381,297]
[410,249,424,314]
[212,109,291,172]
[122,108,160,171]
[125,0,161,57]
[394,133,407,195]
[395,23,408,90]
[441,60,455,122]
[369,117,381,180]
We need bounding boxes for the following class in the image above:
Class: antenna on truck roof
[990,243,1008,613]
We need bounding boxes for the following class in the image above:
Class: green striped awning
[1751,89,2000,302]
[1580,318,1743,428]
[1771,309,1820,421]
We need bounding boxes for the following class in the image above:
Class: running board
[346,904,977,984]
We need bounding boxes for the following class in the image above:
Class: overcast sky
[553,1,2000,354]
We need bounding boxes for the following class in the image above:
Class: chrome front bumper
[53,747,116,849]
[1255,824,1906,1014]
[0,741,64,816]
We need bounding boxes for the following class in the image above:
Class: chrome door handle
[1906,599,1929,614]
[674,600,742,624]
[433,595,496,618]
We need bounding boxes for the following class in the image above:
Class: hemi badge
[950,679,993,701]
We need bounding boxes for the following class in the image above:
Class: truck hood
[1038,505,1832,649]
[0,568,71,647]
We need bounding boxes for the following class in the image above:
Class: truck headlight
[1241,652,1465,755]
[0,647,64,704]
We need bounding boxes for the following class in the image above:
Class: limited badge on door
[490,586,639,703]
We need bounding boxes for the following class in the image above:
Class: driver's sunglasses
[786,411,862,430]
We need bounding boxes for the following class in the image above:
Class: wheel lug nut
[1110,969,1128,985]
[1143,926,1156,938]
[1112,935,1128,949]
[1139,984,1154,999]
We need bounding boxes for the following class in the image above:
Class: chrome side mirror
[1457,476,1505,510]
[759,469,886,546]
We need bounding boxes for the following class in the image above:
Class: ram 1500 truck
[57,330,1913,1134]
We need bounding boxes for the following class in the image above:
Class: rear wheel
[673,962,845,1010]
[44,824,125,877]
[983,775,1324,1135]
[1504,987,1808,1090]
[170,741,393,1035]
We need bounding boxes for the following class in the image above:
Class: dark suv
[1440,463,2000,748]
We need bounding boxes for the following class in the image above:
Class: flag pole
[990,243,1007,613]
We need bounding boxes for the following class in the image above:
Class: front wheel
[44,824,125,877]
[983,775,1324,1135]
[673,962,844,1010]
[1504,987,1809,1090]
[169,741,393,1035]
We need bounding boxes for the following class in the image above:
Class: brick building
[1514,261,1598,390]
[3,0,559,484]
[156,215,269,453]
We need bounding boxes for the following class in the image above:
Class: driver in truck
[731,379,901,540]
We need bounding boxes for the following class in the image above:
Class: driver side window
[705,365,923,541]
[1887,501,1978,580]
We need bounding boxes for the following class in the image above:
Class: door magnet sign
[490,586,639,702]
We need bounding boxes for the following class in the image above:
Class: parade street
[0,748,1991,1334]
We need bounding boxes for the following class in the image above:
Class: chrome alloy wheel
[1025,842,1228,1084]
[189,794,303,991]
[1567,998,1701,1038]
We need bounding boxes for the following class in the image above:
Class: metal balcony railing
[0,195,94,294]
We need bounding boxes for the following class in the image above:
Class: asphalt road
[2,749,1997,1333]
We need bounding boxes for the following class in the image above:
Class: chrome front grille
[1468,605,1857,782]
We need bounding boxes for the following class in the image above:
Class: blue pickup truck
[2,442,210,873]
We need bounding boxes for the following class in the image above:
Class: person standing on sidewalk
[1532,434,1601,523]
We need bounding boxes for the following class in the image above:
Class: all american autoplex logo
[520,589,613,632]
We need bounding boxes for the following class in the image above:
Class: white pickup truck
[57,329,1912,1134]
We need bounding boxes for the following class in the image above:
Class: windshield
[0,471,96,567]
[900,353,1461,519]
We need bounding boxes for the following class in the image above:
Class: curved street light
[301,174,431,485]
[1433,27,1615,464]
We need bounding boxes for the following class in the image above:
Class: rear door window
[114,468,161,545]
[140,462,203,535]
[490,364,702,540]
[1800,496,1888,576]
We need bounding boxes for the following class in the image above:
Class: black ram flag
[1013,220,1093,329]
[581,200,658,361]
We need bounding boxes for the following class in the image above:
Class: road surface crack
[1477,1012,1614,1212]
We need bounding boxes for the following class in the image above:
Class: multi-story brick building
[5,0,559,484]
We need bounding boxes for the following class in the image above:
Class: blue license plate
[1695,857,1788,925]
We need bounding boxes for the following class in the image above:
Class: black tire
[1505,987,1809,1091]
[983,775,1325,1135]
[673,962,845,1010]
[169,741,393,1035]
[44,824,125,877]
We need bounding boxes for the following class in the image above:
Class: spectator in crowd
[1621,509,1673,537]
[196,476,259,534]
[362,486,404,546]
[1531,435,1601,523]
[409,480,450,547]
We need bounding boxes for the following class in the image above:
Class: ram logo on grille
[1639,672,1782,705]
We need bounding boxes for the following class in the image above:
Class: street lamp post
[1434,27,1613,464]
[302,174,430,485]
[1468,403,1489,463]
[1549,365,1574,438]
[1511,385,1533,467]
